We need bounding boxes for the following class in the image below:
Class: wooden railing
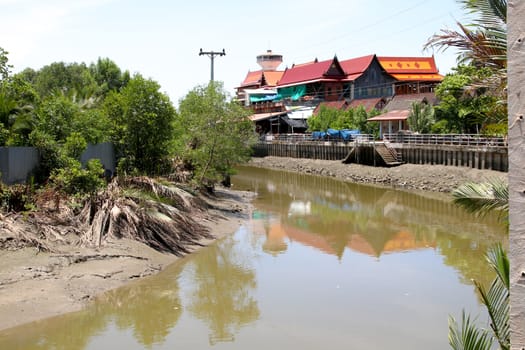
[383,133,507,147]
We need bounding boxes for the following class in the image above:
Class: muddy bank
[0,188,254,331]
[247,156,507,193]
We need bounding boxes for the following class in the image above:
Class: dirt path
[247,156,507,193]
[0,188,254,331]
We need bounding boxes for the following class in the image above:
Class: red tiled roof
[378,56,439,74]
[263,71,284,86]
[348,97,386,112]
[340,54,375,76]
[313,100,349,115]
[278,57,345,87]
[240,70,263,87]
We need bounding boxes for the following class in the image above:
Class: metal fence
[0,147,40,185]
[262,133,374,143]
[1,143,116,185]
[383,133,507,147]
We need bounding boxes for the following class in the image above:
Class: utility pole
[199,48,226,82]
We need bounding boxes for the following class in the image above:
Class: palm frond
[475,245,510,350]
[460,0,507,26]
[449,312,493,350]
[452,178,508,216]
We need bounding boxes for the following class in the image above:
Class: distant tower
[256,50,283,71]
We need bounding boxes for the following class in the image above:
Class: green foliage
[89,57,130,96]
[448,311,493,350]
[407,102,435,133]
[63,132,87,159]
[307,105,379,135]
[435,66,507,133]
[50,158,105,196]
[105,74,176,175]
[28,129,63,182]
[449,245,509,350]
[33,62,98,99]
[0,47,12,81]
[176,82,256,188]
[0,183,33,212]
[35,94,78,141]
[0,79,37,146]
[450,177,510,350]
[452,178,508,218]
[481,123,507,136]
[430,119,451,134]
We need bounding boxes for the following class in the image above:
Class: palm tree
[452,178,508,218]
[407,102,435,133]
[425,0,506,70]
[449,178,509,350]
[425,0,507,101]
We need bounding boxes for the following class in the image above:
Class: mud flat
[247,156,507,193]
[0,188,254,331]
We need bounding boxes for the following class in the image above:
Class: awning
[367,110,409,121]
[248,111,288,122]
[281,116,307,129]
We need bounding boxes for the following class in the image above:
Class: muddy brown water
[0,166,507,349]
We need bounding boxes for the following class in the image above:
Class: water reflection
[234,165,507,288]
[0,263,184,350]
[184,234,260,345]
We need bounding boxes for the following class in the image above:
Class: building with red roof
[238,50,444,135]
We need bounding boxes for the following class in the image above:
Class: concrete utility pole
[199,48,226,82]
[508,1,525,348]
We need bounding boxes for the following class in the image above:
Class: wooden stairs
[341,142,403,166]
[375,143,403,166]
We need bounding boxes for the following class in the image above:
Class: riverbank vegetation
[0,49,256,253]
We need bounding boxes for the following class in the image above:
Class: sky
[0,0,467,105]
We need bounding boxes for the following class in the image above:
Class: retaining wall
[252,142,508,172]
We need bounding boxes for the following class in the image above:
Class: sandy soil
[248,156,508,193]
[0,188,254,331]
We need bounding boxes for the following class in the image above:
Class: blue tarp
[312,131,326,140]
[327,129,341,138]
[312,129,360,141]
[340,129,360,141]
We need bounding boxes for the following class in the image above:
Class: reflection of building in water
[262,223,288,256]
[261,222,435,259]
[347,231,436,257]
[288,200,311,217]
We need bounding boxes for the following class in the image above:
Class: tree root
[1,177,215,256]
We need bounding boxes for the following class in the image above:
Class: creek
[0,166,507,349]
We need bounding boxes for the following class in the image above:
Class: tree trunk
[508,2,525,348]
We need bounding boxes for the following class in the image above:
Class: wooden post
[508,1,525,348]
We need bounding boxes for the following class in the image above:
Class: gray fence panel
[0,147,40,185]
[80,142,116,177]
